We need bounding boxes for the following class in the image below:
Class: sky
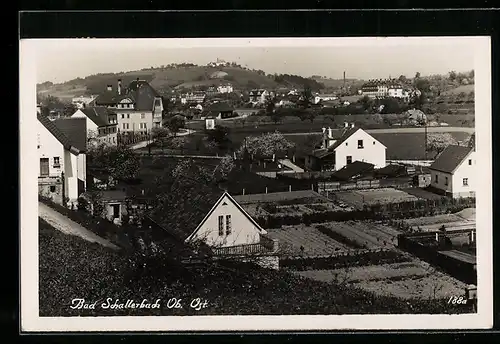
[31,38,477,84]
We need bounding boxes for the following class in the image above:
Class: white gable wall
[333,129,386,170]
[451,151,476,198]
[37,121,65,177]
[188,194,264,248]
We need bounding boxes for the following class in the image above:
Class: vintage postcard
[20,37,492,332]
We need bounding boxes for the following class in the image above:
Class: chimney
[344,122,349,128]
[350,123,355,128]
[272,153,276,162]
[435,232,439,242]
[141,189,145,196]
[327,127,333,138]
[107,85,113,92]
[322,127,326,134]
[118,79,122,95]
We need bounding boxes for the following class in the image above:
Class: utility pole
[424,116,428,160]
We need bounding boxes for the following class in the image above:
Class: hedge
[39,219,473,316]
[316,224,366,249]
[281,249,410,271]
[256,197,476,229]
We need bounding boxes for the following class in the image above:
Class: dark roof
[375,164,407,178]
[331,161,375,181]
[148,177,226,241]
[53,118,87,153]
[132,82,161,111]
[80,107,115,127]
[327,127,361,151]
[207,102,234,112]
[38,114,76,153]
[429,145,474,173]
[94,90,120,105]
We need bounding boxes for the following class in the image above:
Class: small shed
[205,117,216,130]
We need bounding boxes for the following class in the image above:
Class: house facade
[361,79,405,99]
[429,145,475,198]
[72,95,98,109]
[305,123,386,171]
[149,178,278,255]
[217,84,234,93]
[72,107,118,146]
[94,78,164,134]
[249,89,269,103]
[37,115,87,207]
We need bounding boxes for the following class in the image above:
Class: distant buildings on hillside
[360,78,420,100]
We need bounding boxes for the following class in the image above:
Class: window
[113,137,116,143]
[463,178,469,186]
[346,156,352,164]
[122,123,129,130]
[50,185,56,193]
[121,114,125,119]
[141,113,145,119]
[435,175,438,183]
[468,159,472,165]
[373,141,376,145]
[445,176,449,186]
[357,140,364,149]
[345,142,348,146]
[53,157,60,167]
[127,114,130,119]
[226,215,232,235]
[218,216,224,236]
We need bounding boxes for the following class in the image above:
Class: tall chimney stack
[118,79,122,95]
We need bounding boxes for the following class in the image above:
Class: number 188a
[448,295,467,305]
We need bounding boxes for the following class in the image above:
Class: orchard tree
[87,145,141,181]
[165,115,185,136]
[427,133,458,158]
[205,125,232,151]
[238,131,295,158]
[151,127,170,151]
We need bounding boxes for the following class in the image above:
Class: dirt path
[39,202,119,250]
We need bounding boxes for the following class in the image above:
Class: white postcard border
[20,37,493,332]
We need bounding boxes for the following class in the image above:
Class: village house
[361,79,407,99]
[217,84,234,93]
[305,123,387,172]
[184,92,207,104]
[204,102,235,119]
[71,107,118,146]
[37,114,87,207]
[313,93,337,104]
[428,145,475,198]
[249,89,269,103]
[80,189,128,225]
[94,78,164,134]
[71,95,98,109]
[148,177,279,256]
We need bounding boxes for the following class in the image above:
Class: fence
[397,235,477,284]
[212,243,270,256]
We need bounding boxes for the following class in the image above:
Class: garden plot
[403,210,475,232]
[319,221,400,249]
[295,261,468,299]
[334,188,420,209]
[266,224,351,256]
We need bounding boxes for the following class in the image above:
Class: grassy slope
[441,84,475,96]
[39,217,469,316]
[38,66,283,99]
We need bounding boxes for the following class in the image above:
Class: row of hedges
[280,249,410,271]
[316,225,365,249]
[39,221,473,316]
[255,198,476,229]
[39,196,135,251]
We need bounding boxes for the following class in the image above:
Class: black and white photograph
[20,37,493,331]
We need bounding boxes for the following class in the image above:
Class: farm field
[266,224,352,256]
[441,84,475,95]
[317,221,402,249]
[333,188,421,209]
[400,188,444,200]
[295,261,468,299]
[403,208,475,231]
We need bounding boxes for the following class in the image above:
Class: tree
[398,75,407,83]
[415,72,421,79]
[426,133,458,158]
[165,115,185,136]
[151,127,170,151]
[167,137,186,153]
[238,131,295,158]
[359,95,373,111]
[299,85,313,108]
[448,71,457,82]
[171,155,235,184]
[205,125,232,151]
[87,145,141,181]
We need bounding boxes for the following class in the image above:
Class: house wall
[116,110,154,134]
[429,170,453,195]
[189,194,263,248]
[72,109,98,134]
[37,121,65,177]
[77,153,86,187]
[334,130,386,170]
[451,151,476,198]
[103,201,128,225]
[65,149,79,203]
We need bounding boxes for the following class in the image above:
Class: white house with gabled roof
[306,123,386,171]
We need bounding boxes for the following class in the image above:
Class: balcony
[212,235,279,256]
